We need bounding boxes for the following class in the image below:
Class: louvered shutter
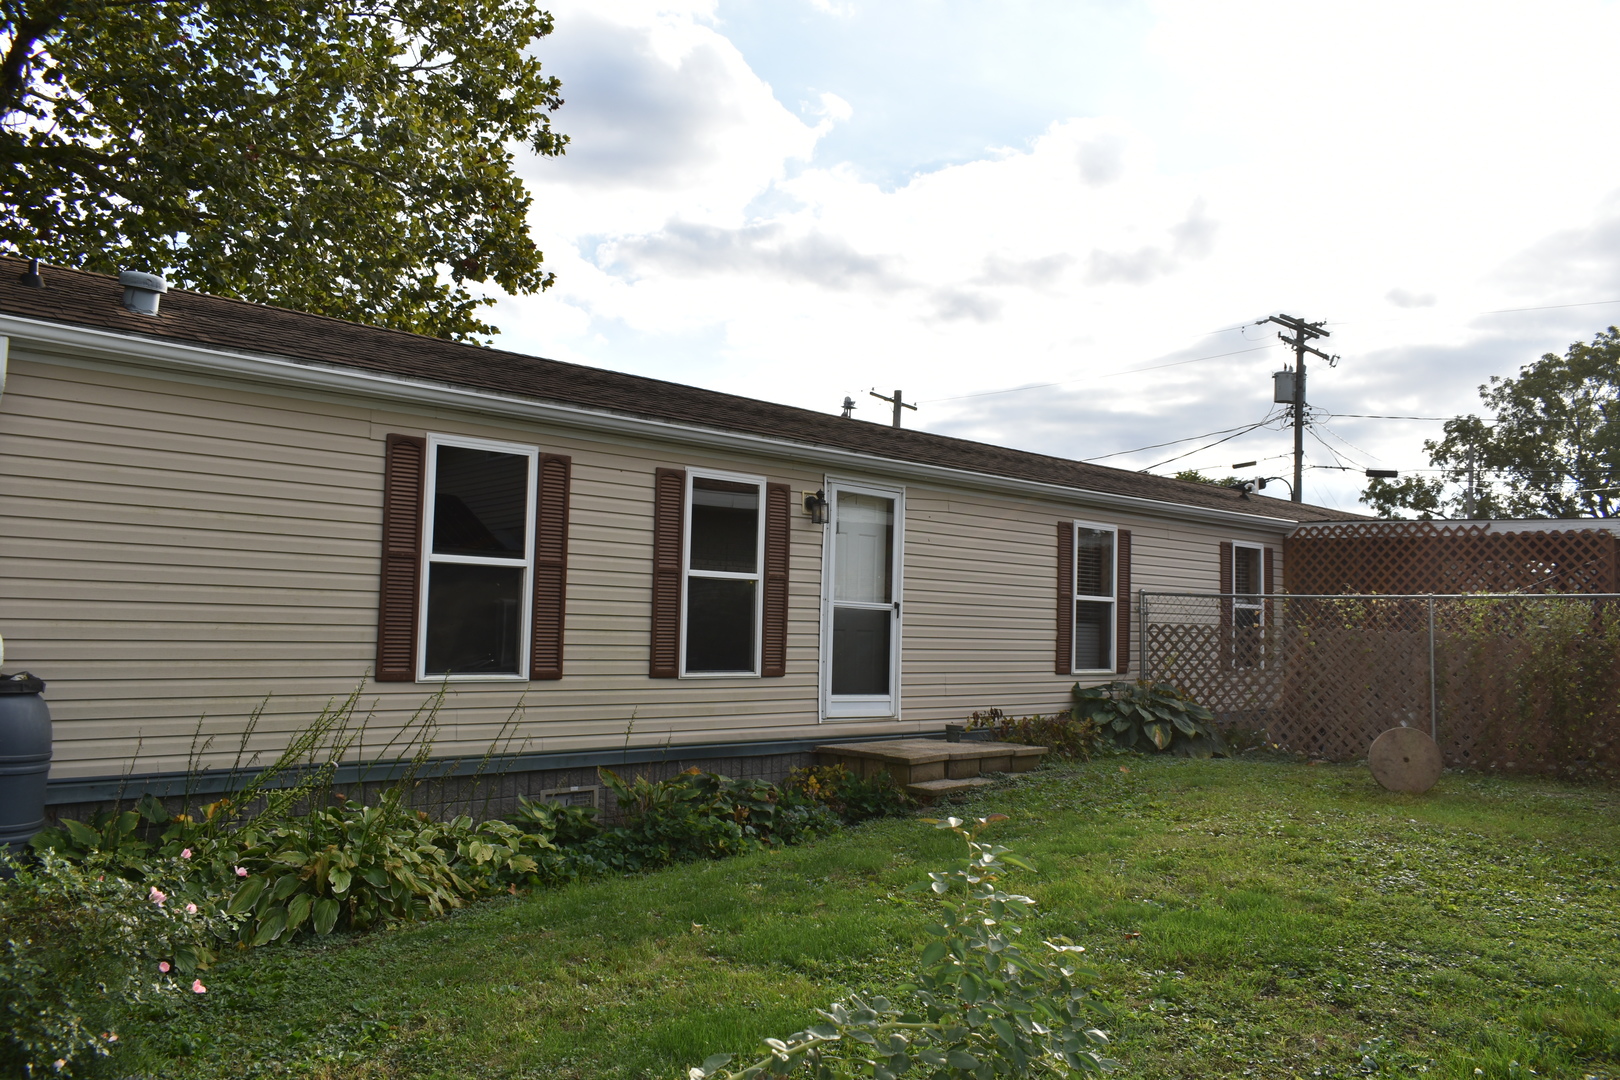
[1055,522,1074,675]
[1263,546,1276,594]
[530,454,571,680]
[1218,540,1234,665]
[1115,529,1132,675]
[649,468,686,678]
[761,483,791,678]
[376,434,426,682]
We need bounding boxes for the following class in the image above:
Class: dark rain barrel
[0,672,50,855]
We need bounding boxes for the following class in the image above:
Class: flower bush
[0,851,237,1077]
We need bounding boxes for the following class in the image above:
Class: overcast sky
[489,0,1620,514]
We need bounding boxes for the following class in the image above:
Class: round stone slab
[1368,727,1443,793]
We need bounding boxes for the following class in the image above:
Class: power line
[1140,414,1285,472]
[1082,415,1277,463]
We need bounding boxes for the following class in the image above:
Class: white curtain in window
[834,493,893,603]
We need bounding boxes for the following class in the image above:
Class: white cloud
[496,0,1620,515]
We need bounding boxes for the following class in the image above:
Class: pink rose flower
[234,866,248,878]
[181,848,192,859]
[105,1033,118,1042]
[186,902,198,914]
[159,961,171,973]
[192,979,207,994]
[148,886,167,906]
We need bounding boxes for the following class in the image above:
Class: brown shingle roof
[0,258,1350,523]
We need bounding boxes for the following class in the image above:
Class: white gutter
[0,313,1303,530]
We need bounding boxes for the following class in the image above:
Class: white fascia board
[0,313,1303,531]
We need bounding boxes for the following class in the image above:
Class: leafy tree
[1172,469,1223,485]
[1,0,566,340]
[1362,328,1620,519]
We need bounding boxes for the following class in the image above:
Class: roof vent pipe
[118,270,167,315]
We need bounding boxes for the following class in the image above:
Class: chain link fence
[1140,592,1620,777]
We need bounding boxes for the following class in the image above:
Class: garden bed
[85,758,1620,1078]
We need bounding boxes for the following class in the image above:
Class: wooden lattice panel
[1143,593,1620,777]
[1285,522,1618,595]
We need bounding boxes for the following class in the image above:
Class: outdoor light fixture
[1366,469,1399,479]
[803,489,828,525]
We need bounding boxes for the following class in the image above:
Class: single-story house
[0,258,1343,812]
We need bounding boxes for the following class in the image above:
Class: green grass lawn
[109,757,1620,1080]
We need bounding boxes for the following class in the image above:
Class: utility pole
[1262,314,1338,503]
[869,389,918,429]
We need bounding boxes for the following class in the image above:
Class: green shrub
[688,815,1116,1079]
[219,789,559,943]
[594,767,840,870]
[965,709,1101,760]
[0,852,238,1077]
[783,764,915,821]
[1073,680,1221,756]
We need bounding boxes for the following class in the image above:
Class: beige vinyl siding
[0,351,1292,781]
[897,488,1284,722]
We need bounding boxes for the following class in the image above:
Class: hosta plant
[1072,680,1222,756]
[688,816,1116,1080]
[223,789,555,943]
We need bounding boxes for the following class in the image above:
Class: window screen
[422,440,534,677]
[1073,525,1116,671]
[684,475,764,674]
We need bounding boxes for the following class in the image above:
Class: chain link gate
[1140,592,1620,775]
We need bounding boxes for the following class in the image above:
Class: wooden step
[815,738,1047,786]
[905,776,997,804]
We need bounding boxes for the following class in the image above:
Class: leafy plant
[784,764,915,821]
[0,852,238,1077]
[1072,681,1221,756]
[966,709,1101,761]
[596,767,839,870]
[221,789,557,943]
[688,815,1116,1079]
[510,797,604,847]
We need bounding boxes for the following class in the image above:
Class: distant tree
[1362,328,1620,519]
[1173,469,1223,486]
[1,0,566,341]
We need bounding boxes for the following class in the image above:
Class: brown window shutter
[1218,540,1234,659]
[1263,544,1277,630]
[1115,529,1132,675]
[762,483,791,678]
[1056,521,1074,675]
[530,454,571,680]
[649,468,686,678]
[376,434,426,682]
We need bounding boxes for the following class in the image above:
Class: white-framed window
[417,434,538,680]
[1073,522,1117,673]
[1232,543,1265,628]
[1231,542,1265,669]
[681,469,766,677]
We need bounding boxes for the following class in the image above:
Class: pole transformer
[1262,314,1338,503]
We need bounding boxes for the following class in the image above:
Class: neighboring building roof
[1296,518,1620,534]
[0,258,1350,523]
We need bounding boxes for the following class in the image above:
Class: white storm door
[821,482,903,719]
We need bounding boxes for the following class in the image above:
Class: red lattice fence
[1142,592,1620,778]
[1285,522,1619,595]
